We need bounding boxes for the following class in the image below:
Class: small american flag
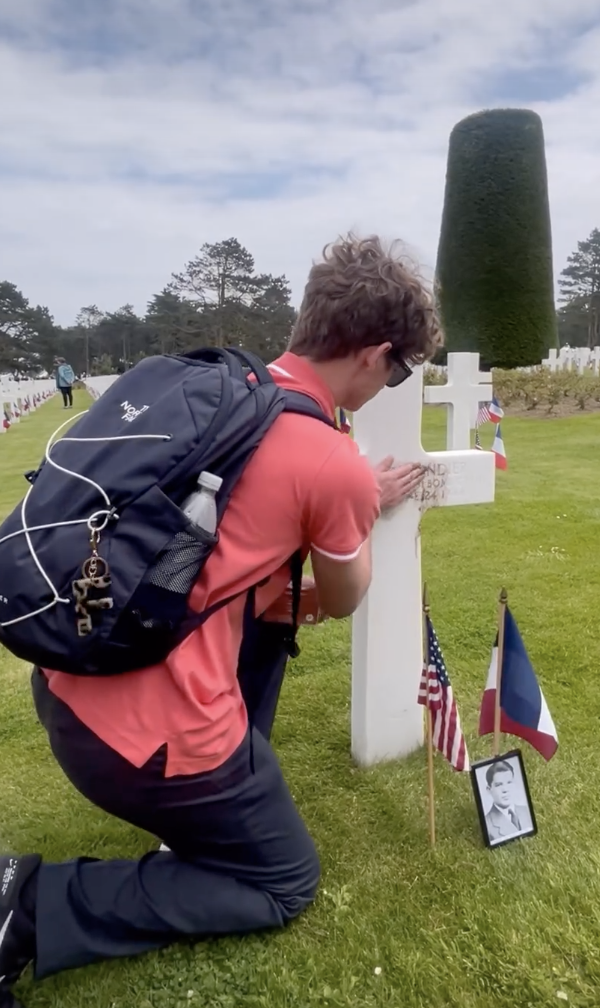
[418,616,470,772]
[476,396,504,426]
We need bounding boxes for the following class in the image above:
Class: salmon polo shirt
[45,352,381,776]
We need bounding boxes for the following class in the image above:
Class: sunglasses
[386,358,413,388]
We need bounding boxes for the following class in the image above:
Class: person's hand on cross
[373,456,426,514]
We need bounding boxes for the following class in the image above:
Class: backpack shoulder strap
[284,548,304,658]
[181,347,274,387]
[189,389,337,654]
[282,390,338,428]
[224,348,274,386]
[280,391,337,655]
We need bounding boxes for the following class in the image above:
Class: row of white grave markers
[84,375,119,400]
[0,378,57,434]
[426,346,600,378]
[541,346,600,375]
[82,355,496,766]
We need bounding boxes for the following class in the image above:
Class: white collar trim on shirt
[268,363,293,377]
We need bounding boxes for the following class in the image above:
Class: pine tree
[558,228,600,349]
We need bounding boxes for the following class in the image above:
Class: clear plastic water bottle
[181,471,223,534]
[145,471,223,600]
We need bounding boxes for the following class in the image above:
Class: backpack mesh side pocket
[129,525,218,631]
[147,529,213,595]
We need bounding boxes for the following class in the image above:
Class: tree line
[556,227,600,349]
[1,230,599,377]
[0,238,296,376]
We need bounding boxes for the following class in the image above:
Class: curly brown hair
[289,234,443,365]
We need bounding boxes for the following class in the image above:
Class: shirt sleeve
[306,440,380,562]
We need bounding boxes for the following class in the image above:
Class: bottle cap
[198,471,223,493]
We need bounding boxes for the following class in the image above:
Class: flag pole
[494,587,508,755]
[422,582,436,847]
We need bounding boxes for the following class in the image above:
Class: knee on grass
[274,858,321,924]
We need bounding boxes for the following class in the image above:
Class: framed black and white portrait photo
[471,750,537,849]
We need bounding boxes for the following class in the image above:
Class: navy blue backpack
[0,348,335,676]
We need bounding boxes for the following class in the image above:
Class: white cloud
[0,0,599,323]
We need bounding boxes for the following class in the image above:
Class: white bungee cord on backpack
[0,412,171,628]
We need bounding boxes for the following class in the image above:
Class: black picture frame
[470,749,537,849]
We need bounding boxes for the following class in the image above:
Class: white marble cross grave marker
[542,348,559,372]
[351,355,495,766]
[561,347,573,371]
[576,347,590,374]
[422,353,492,449]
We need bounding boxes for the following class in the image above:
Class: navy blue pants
[31,618,320,979]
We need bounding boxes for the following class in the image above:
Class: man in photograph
[484,760,532,842]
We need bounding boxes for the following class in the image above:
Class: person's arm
[306,443,380,620]
[311,535,372,619]
[312,456,425,615]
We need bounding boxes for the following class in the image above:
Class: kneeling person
[0,235,441,1006]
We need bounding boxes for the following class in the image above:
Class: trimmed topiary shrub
[436,108,558,368]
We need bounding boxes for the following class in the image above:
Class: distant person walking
[55,357,75,408]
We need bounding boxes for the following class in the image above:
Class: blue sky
[0,0,599,323]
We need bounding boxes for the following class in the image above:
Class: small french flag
[479,607,558,761]
[492,424,507,470]
[488,397,504,423]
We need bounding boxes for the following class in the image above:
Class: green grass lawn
[2,394,600,1008]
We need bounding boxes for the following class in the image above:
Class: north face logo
[121,401,149,423]
[1,859,16,903]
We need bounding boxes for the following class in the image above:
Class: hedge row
[492,368,600,413]
[424,366,600,414]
